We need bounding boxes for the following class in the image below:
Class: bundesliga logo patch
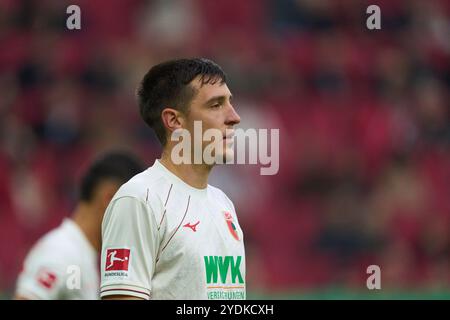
[105,248,130,276]
[223,211,240,241]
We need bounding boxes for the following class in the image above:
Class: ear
[161,108,184,134]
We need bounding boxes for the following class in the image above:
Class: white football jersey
[100,160,246,300]
[15,219,99,300]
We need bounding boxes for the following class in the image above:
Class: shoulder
[208,184,232,201]
[103,170,172,231]
[112,167,171,204]
[26,225,81,267]
[208,184,237,212]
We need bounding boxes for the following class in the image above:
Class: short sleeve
[15,254,67,300]
[100,196,160,300]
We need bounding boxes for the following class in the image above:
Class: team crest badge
[223,211,240,241]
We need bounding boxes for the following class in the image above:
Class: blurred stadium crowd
[0,0,449,298]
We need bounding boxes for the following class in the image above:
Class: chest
[156,195,244,265]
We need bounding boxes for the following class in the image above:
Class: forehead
[190,76,232,102]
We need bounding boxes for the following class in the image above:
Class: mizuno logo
[183,221,200,232]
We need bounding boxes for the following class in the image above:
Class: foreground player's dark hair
[80,151,144,202]
[137,58,227,146]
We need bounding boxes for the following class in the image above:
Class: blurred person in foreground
[14,151,144,300]
[100,58,245,300]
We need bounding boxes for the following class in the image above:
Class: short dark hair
[79,151,144,202]
[137,58,227,145]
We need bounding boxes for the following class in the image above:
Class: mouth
[223,130,235,142]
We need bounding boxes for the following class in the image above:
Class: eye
[211,103,222,109]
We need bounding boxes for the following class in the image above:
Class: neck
[71,203,101,252]
[160,148,211,189]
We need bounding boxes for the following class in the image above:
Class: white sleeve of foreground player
[100,196,160,300]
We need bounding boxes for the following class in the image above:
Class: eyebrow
[204,94,233,106]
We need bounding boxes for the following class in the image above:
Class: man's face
[182,76,241,164]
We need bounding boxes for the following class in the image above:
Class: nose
[226,103,241,126]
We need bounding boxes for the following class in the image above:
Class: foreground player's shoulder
[208,185,238,213]
[112,167,170,202]
[112,169,151,201]
[103,167,171,227]
[26,224,79,266]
